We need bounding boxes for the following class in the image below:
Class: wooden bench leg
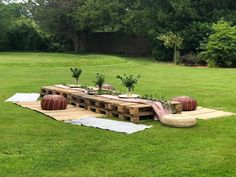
[130,115,139,123]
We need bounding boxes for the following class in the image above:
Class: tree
[0,2,23,50]
[27,0,84,52]
[27,0,127,52]
[201,20,236,67]
[158,32,183,64]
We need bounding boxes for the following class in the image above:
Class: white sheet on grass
[5,93,40,102]
[65,117,152,134]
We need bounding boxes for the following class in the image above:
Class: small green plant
[94,73,105,94]
[117,74,140,96]
[70,68,82,85]
[158,32,183,64]
[138,94,170,109]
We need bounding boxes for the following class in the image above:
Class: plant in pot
[70,68,82,86]
[117,74,140,97]
[94,73,105,95]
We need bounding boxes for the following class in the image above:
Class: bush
[182,22,212,53]
[152,44,173,61]
[179,53,206,66]
[201,20,236,67]
[7,23,49,51]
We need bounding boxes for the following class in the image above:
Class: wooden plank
[183,108,217,116]
[16,101,103,121]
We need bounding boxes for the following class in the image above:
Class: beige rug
[16,102,235,121]
[182,106,235,120]
[16,101,103,121]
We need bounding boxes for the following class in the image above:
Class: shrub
[179,53,207,66]
[7,23,49,51]
[182,22,212,53]
[201,20,236,67]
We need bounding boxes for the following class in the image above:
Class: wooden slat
[16,101,103,121]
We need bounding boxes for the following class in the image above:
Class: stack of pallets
[40,86,86,102]
[40,86,154,123]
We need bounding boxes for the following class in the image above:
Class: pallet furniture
[41,86,154,123]
[70,93,154,123]
[40,86,86,102]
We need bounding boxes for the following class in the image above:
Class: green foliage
[0,2,24,50]
[7,23,49,51]
[138,94,170,109]
[94,73,105,91]
[201,20,236,67]
[158,32,183,64]
[117,74,140,95]
[1,0,236,64]
[179,53,206,66]
[70,67,82,84]
[182,22,212,53]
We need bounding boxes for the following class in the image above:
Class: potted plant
[117,74,140,97]
[70,68,82,85]
[94,73,105,94]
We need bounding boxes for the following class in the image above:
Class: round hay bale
[160,114,197,128]
[41,95,67,110]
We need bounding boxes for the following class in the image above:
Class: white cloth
[65,117,152,134]
[5,93,40,102]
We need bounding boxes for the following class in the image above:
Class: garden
[1,52,236,176]
[0,0,236,176]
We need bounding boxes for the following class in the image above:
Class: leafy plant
[179,52,206,66]
[117,74,140,96]
[94,73,105,94]
[158,32,183,64]
[138,94,170,109]
[70,68,82,85]
[201,19,236,67]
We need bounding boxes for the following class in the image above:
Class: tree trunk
[66,31,80,52]
[66,31,88,52]
[173,45,180,64]
[71,35,79,52]
[174,45,177,64]
[78,33,86,52]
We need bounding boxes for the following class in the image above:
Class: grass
[0,52,235,177]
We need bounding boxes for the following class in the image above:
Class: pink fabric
[101,95,169,120]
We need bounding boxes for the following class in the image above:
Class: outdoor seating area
[38,85,234,128]
[1,0,236,174]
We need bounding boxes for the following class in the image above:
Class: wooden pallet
[70,93,154,123]
[40,86,85,101]
[41,86,155,123]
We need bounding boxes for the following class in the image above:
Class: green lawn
[0,52,235,177]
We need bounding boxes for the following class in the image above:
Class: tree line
[0,0,235,67]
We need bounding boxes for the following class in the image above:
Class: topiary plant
[117,74,140,96]
[70,68,82,85]
[94,73,105,94]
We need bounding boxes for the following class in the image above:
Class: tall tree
[27,0,84,52]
